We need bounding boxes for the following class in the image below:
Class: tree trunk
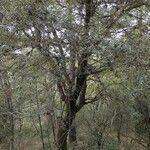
[57,110,76,150]
[97,132,103,150]
[9,114,15,150]
[69,120,77,150]
[35,79,45,150]
[1,71,15,150]
[147,125,150,150]
[57,118,68,150]
[56,0,92,149]
[38,114,45,150]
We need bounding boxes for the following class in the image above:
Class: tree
[0,0,149,149]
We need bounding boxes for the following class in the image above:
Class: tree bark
[35,80,45,150]
[69,120,77,150]
[57,107,76,150]
[0,71,15,150]
[147,125,150,150]
[57,126,68,150]
[56,1,93,149]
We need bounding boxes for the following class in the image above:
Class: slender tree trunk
[117,129,121,143]
[97,132,103,150]
[37,114,45,150]
[9,119,14,150]
[9,99,15,150]
[116,113,122,143]
[1,71,15,150]
[57,126,68,150]
[147,125,150,150]
[57,117,68,150]
[35,79,45,150]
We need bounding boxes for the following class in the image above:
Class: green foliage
[0,0,149,149]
